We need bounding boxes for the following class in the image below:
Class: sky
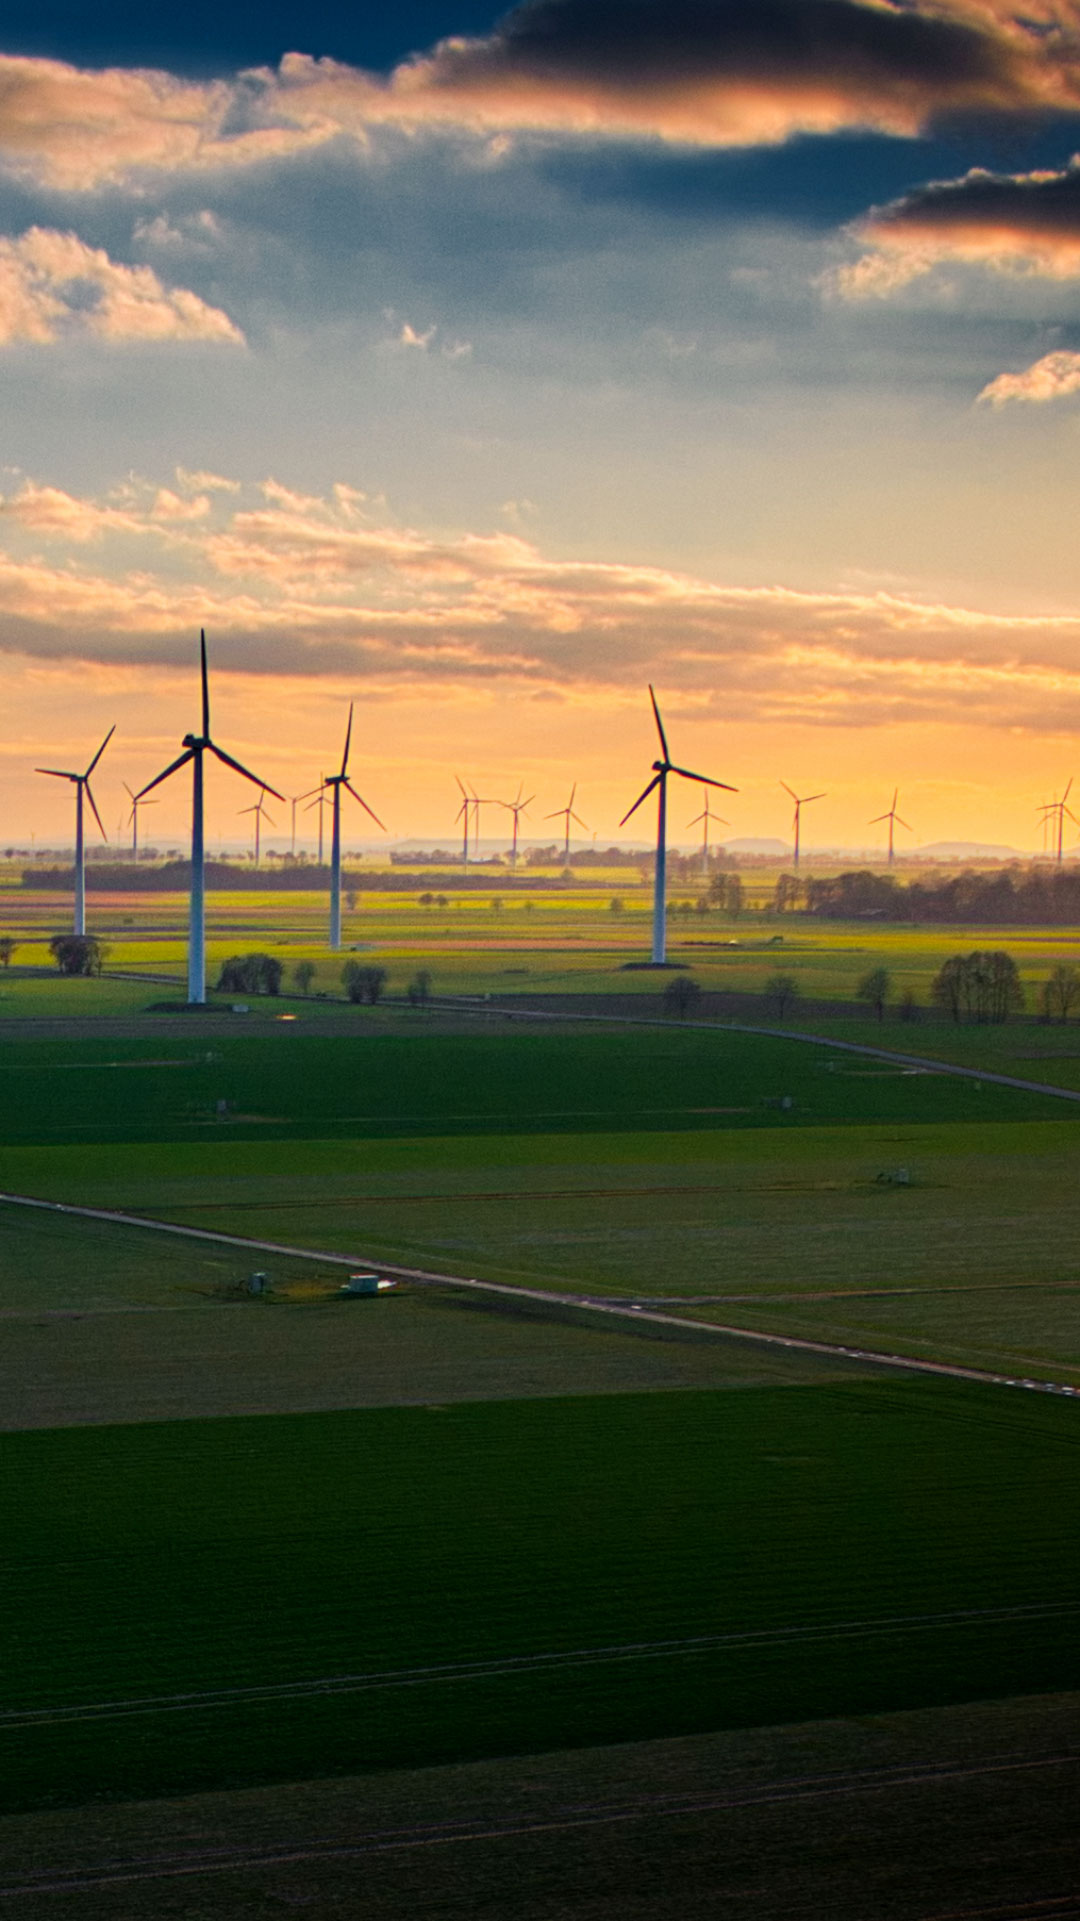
[5,0,1080,854]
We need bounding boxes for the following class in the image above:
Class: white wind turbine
[781,781,825,871]
[687,792,730,878]
[621,688,735,965]
[238,787,274,868]
[545,783,588,865]
[136,632,282,1004]
[124,781,158,862]
[502,785,535,867]
[36,725,115,935]
[309,704,385,949]
[870,788,912,867]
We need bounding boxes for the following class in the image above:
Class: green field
[3,1380,1078,1814]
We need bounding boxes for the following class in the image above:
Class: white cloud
[175,467,241,495]
[0,228,245,347]
[977,348,1080,404]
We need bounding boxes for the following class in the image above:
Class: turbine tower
[545,783,588,865]
[1038,781,1077,867]
[621,688,735,965]
[502,785,535,867]
[239,788,274,868]
[124,781,158,862]
[781,782,824,872]
[454,777,472,868]
[870,789,912,866]
[310,704,385,949]
[687,793,729,878]
[36,725,115,935]
[136,632,282,1005]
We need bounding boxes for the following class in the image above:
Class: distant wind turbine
[502,785,535,867]
[303,778,328,865]
[621,688,736,965]
[309,704,385,948]
[687,792,729,877]
[136,632,282,1005]
[545,783,588,865]
[781,782,824,872]
[869,788,911,866]
[238,787,274,868]
[1038,780,1077,868]
[36,725,115,935]
[124,781,158,862]
[454,777,472,867]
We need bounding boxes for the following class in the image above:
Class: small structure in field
[339,1271,397,1297]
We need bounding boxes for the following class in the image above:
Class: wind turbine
[124,781,158,862]
[136,632,282,1005]
[545,783,588,865]
[309,704,385,949]
[303,778,328,865]
[36,725,115,935]
[621,688,736,965]
[502,785,535,867]
[870,788,912,866]
[687,793,730,877]
[238,787,274,867]
[454,777,472,867]
[1039,780,1077,867]
[781,782,824,872]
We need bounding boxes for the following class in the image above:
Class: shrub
[663,975,702,1019]
[342,962,387,1004]
[217,953,283,996]
[49,934,105,977]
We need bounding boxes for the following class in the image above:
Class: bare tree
[1042,963,1080,1024]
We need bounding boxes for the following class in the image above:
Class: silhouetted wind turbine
[1039,780,1077,868]
[123,781,158,863]
[136,632,282,1004]
[454,777,472,867]
[36,725,115,935]
[502,785,535,867]
[781,782,824,871]
[687,793,729,877]
[310,704,385,948]
[239,787,274,868]
[303,778,328,865]
[869,788,911,866]
[621,688,735,965]
[545,783,588,865]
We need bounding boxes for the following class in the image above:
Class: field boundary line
[1,1191,1078,1400]
[440,998,1080,1105]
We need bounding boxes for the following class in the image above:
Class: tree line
[801,866,1080,925]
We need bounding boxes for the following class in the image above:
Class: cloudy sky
[5,0,1080,852]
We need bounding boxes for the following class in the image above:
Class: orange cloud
[838,157,1080,293]
[0,228,244,345]
[2,474,1080,736]
[978,347,1080,402]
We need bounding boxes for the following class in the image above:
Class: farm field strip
[9,1598,1080,1731]
[2,1188,1077,1397]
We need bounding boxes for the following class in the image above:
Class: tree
[899,988,919,1022]
[49,934,104,976]
[608,897,624,916]
[709,871,728,911]
[342,961,387,1004]
[345,890,357,912]
[0,938,17,967]
[1042,963,1080,1024]
[773,873,800,915]
[293,960,316,995]
[407,969,432,1006]
[856,966,891,1022]
[217,953,283,996]
[663,975,702,1019]
[764,972,799,1020]
[931,951,1023,1024]
[726,875,743,920]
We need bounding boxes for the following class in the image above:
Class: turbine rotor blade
[805,793,826,805]
[136,748,196,799]
[619,772,663,827]
[668,764,737,791]
[84,724,115,779]
[344,779,386,830]
[569,812,589,829]
[84,781,107,841]
[340,701,353,778]
[1065,778,1074,804]
[895,816,912,832]
[36,768,77,780]
[201,630,210,739]
[207,741,284,801]
[648,686,669,762]
[780,780,797,802]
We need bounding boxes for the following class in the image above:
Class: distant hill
[915,841,1027,861]
[720,837,790,856]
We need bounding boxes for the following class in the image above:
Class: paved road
[2,1189,1076,1401]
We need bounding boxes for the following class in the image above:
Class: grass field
[3,1379,1078,1813]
